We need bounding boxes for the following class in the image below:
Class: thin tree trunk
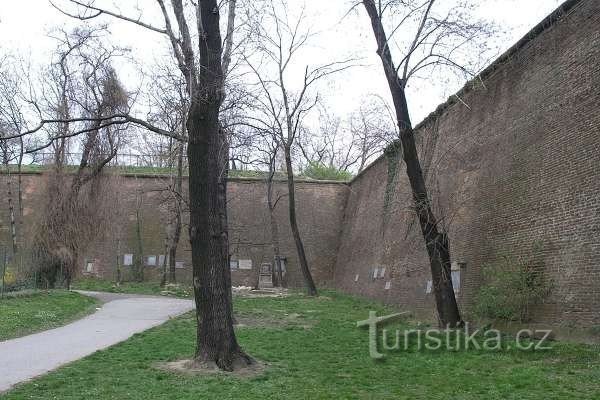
[363,0,462,327]
[116,237,122,285]
[4,164,18,255]
[169,141,184,283]
[266,167,283,287]
[16,138,24,274]
[283,146,317,296]
[160,242,169,287]
[135,191,144,282]
[187,0,251,371]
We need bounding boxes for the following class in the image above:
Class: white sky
[0,0,563,127]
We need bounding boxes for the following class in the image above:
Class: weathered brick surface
[0,172,348,289]
[333,0,600,327]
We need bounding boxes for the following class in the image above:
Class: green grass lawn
[3,291,600,399]
[0,291,99,341]
[72,278,193,298]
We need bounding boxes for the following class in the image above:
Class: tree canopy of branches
[244,0,354,296]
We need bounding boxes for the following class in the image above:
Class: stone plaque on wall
[238,259,253,270]
[123,254,133,266]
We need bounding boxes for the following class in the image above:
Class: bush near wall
[474,252,553,323]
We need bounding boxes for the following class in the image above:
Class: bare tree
[0,56,28,260]
[33,27,129,288]
[245,0,354,296]
[349,96,398,172]
[51,0,253,370]
[360,0,494,327]
[144,66,188,286]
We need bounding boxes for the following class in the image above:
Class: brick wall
[0,172,348,289]
[333,0,600,327]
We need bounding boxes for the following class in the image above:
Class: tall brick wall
[0,172,348,289]
[333,0,600,327]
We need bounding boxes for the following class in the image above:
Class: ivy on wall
[383,140,402,218]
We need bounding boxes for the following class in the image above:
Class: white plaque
[238,259,253,270]
[123,254,133,266]
[385,281,391,290]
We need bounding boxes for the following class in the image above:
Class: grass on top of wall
[0,290,99,341]
[3,290,600,399]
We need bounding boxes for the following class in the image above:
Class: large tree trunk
[187,0,251,371]
[283,146,317,296]
[363,0,462,327]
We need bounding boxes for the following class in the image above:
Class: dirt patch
[156,358,267,379]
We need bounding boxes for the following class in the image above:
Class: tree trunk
[169,141,184,284]
[135,195,144,282]
[5,164,18,255]
[363,0,462,327]
[187,0,251,371]
[283,146,317,296]
[266,170,283,287]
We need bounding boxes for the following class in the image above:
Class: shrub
[301,162,353,181]
[474,254,553,323]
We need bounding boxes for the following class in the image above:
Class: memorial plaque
[451,270,461,292]
[147,256,157,266]
[238,259,253,270]
[385,281,391,290]
[354,274,360,282]
[123,254,133,266]
[425,280,432,294]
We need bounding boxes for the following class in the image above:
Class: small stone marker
[385,281,391,290]
[258,263,274,289]
[354,274,360,282]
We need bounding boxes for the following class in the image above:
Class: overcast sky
[0,0,563,126]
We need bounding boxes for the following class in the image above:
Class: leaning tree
[360,0,495,327]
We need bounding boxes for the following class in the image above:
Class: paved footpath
[0,291,194,393]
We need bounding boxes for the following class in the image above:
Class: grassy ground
[3,291,600,399]
[0,291,99,341]
[72,278,193,298]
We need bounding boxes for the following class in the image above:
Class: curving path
[0,291,194,393]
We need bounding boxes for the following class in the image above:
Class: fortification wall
[0,172,348,289]
[333,0,600,326]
